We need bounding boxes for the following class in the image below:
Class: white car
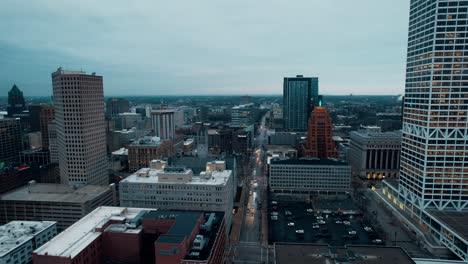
[316,216,324,220]
[343,221,351,226]
[348,230,357,235]
[271,216,278,221]
[271,201,278,205]
[312,225,320,229]
[271,212,278,216]
[295,229,304,234]
[287,222,295,227]
[306,209,313,213]
[335,220,343,224]
[364,227,372,232]
[372,239,383,244]
[318,220,326,225]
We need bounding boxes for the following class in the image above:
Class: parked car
[271,215,278,221]
[287,222,295,227]
[372,239,384,244]
[343,221,351,226]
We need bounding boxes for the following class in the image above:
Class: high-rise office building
[379,1,468,261]
[105,98,130,120]
[151,109,175,140]
[6,84,26,117]
[399,0,468,211]
[283,75,318,131]
[0,118,22,162]
[304,105,338,158]
[52,68,108,186]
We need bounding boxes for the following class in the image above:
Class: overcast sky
[0,0,409,96]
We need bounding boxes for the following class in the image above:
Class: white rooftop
[130,136,163,146]
[113,128,137,134]
[0,221,56,257]
[232,103,254,109]
[121,167,232,186]
[118,112,140,116]
[112,148,128,155]
[34,207,144,258]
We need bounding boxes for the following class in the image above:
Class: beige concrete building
[52,68,108,187]
[0,182,116,230]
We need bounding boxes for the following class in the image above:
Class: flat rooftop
[112,148,128,155]
[351,130,402,139]
[145,211,203,244]
[118,112,140,116]
[0,221,56,257]
[34,207,141,258]
[274,243,415,264]
[264,144,297,151]
[151,109,175,114]
[120,167,232,186]
[0,183,112,204]
[270,158,348,166]
[232,103,254,109]
[34,207,224,261]
[169,156,236,174]
[428,210,468,242]
[129,136,163,146]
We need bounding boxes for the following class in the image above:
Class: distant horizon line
[0,93,403,98]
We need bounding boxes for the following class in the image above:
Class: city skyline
[1,0,408,96]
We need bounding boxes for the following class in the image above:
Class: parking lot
[268,198,384,246]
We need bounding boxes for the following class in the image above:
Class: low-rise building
[0,183,116,230]
[19,148,51,167]
[128,136,174,171]
[118,112,142,129]
[119,161,234,231]
[108,127,140,152]
[264,144,298,164]
[267,131,305,147]
[269,158,351,197]
[348,127,401,180]
[110,148,129,172]
[33,207,226,264]
[0,221,57,264]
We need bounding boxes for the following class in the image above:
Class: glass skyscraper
[283,75,319,131]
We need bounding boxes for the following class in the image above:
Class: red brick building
[304,106,339,158]
[33,207,225,264]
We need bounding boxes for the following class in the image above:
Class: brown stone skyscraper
[52,68,108,186]
[304,105,338,158]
